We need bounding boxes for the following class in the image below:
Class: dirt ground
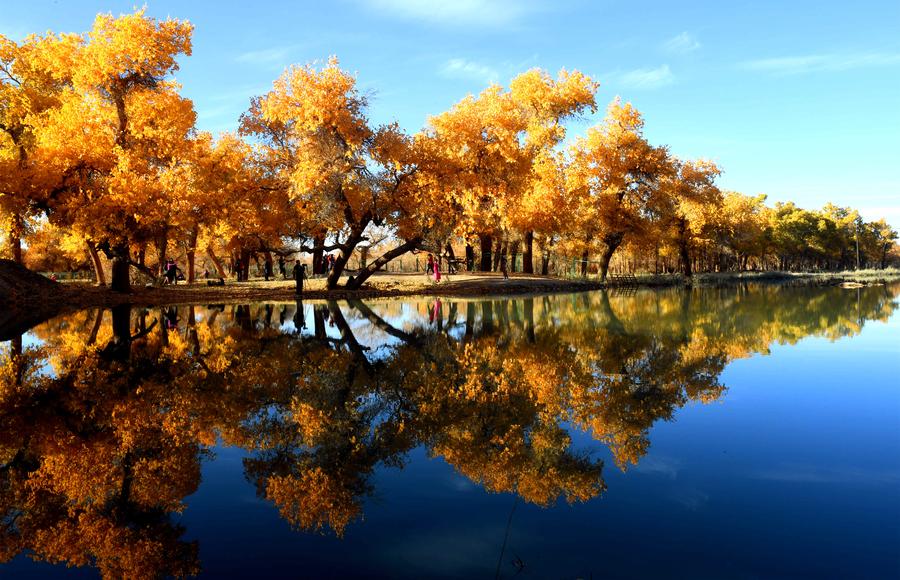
[55,271,606,308]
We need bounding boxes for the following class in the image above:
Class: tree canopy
[1,10,896,291]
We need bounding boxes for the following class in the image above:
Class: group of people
[323,254,337,274]
[162,258,180,285]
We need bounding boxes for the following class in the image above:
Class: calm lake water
[1,284,899,579]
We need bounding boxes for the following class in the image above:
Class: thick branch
[344,236,424,290]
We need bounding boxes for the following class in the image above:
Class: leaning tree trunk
[479,234,493,272]
[523,231,534,274]
[207,246,226,278]
[598,232,624,282]
[86,241,107,286]
[326,229,366,289]
[346,237,424,290]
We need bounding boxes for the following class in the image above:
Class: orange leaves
[2,10,197,286]
[424,67,599,239]
[78,9,192,91]
[266,469,361,537]
[260,57,369,150]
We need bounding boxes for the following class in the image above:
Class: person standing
[293,262,307,295]
[500,254,509,280]
[166,258,178,285]
[278,256,287,279]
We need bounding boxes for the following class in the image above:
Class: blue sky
[2,0,899,228]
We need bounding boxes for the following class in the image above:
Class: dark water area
[1,284,899,579]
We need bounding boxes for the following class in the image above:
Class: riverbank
[53,267,900,306]
[35,268,900,302]
[7,261,900,311]
[55,272,607,308]
[2,264,898,340]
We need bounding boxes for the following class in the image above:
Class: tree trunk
[580,249,589,277]
[313,305,326,340]
[107,304,132,361]
[598,232,624,282]
[465,243,475,271]
[312,231,326,275]
[541,249,550,275]
[186,229,198,284]
[87,242,107,286]
[509,240,520,273]
[523,231,534,274]
[524,297,535,343]
[155,232,168,276]
[187,250,195,284]
[479,234,492,272]
[481,301,494,334]
[207,246,226,278]
[492,239,503,272]
[326,249,347,289]
[239,247,251,281]
[678,220,692,279]
[8,213,23,264]
[346,237,423,290]
[109,243,131,293]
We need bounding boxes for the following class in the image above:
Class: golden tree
[567,99,670,280]
[425,68,597,271]
[24,10,195,292]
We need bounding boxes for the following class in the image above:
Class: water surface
[1,284,898,578]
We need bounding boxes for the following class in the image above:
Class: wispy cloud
[742,52,900,75]
[618,64,674,89]
[440,58,499,84]
[235,46,295,65]
[360,0,537,28]
[663,32,700,54]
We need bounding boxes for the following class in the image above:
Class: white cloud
[360,0,536,27]
[618,64,674,89]
[663,32,700,54]
[440,58,499,84]
[742,52,900,75]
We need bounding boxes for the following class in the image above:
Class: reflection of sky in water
[4,287,900,579]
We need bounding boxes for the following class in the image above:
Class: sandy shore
[57,272,608,307]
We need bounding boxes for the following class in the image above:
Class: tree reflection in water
[0,284,897,576]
